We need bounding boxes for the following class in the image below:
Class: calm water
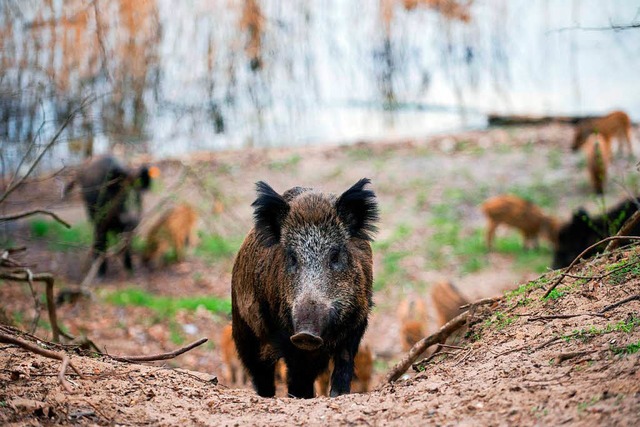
[1,0,639,172]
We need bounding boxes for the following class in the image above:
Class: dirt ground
[1,124,640,425]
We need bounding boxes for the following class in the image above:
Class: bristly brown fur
[232,179,378,399]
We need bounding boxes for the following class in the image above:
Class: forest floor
[1,123,639,425]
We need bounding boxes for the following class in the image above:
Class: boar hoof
[290,332,324,351]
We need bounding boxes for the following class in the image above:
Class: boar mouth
[290,331,324,351]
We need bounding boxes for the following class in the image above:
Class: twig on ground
[107,338,208,363]
[555,350,595,364]
[412,348,455,372]
[599,294,640,313]
[0,332,83,392]
[385,311,470,383]
[543,236,640,299]
[494,345,528,357]
[534,336,561,351]
[459,296,502,310]
[525,312,605,322]
[0,209,71,228]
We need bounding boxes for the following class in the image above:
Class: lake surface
[1,0,639,172]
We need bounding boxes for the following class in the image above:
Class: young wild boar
[584,133,611,195]
[315,344,373,396]
[397,295,428,351]
[571,110,633,155]
[481,195,560,250]
[220,323,248,385]
[142,203,199,267]
[231,179,378,398]
[64,155,158,276]
[552,198,640,269]
[430,280,469,328]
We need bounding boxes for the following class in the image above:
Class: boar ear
[336,178,379,241]
[252,181,290,246]
[573,208,589,223]
[136,166,152,190]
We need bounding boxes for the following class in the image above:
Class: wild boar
[315,344,374,396]
[65,155,158,276]
[143,203,199,267]
[430,280,469,327]
[397,295,428,351]
[430,281,470,346]
[231,179,378,398]
[481,194,560,250]
[220,323,248,385]
[572,110,633,155]
[584,133,611,195]
[552,198,640,269]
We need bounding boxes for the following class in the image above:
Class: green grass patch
[610,340,640,356]
[484,311,516,331]
[563,316,640,343]
[373,250,409,291]
[577,396,600,414]
[268,154,302,171]
[30,219,93,251]
[514,248,552,273]
[169,320,185,345]
[195,233,242,262]
[504,276,551,301]
[542,280,582,301]
[605,257,640,285]
[106,288,231,316]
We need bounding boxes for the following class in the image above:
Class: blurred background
[2,0,639,173]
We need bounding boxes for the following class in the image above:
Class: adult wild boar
[231,179,378,398]
[65,155,157,276]
[552,198,640,269]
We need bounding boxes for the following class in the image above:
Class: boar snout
[291,298,331,351]
[290,332,324,351]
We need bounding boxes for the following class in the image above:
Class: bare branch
[0,209,71,228]
[0,96,93,205]
[543,236,640,299]
[550,22,640,33]
[599,294,640,314]
[107,338,208,363]
[525,312,605,322]
[0,272,63,342]
[0,332,83,392]
[385,311,470,383]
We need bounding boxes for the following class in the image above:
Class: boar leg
[93,227,108,276]
[232,314,276,397]
[330,334,363,397]
[123,245,133,271]
[485,220,497,250]
[285,351,329,399]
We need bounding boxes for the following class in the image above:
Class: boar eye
[285,248,298,272]
[329,246,345,271]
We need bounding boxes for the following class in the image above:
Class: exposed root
[107,338,208,363]
[0,332,83,392]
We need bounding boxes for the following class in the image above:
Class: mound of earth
[1,246,639,426]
